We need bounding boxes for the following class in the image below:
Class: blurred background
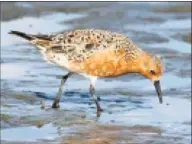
[1,2,191,144]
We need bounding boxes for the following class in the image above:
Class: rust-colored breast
[71,49,139,77]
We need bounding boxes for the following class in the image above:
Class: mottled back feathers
[35,29,143,62]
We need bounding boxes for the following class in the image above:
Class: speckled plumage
[36,29,143,63]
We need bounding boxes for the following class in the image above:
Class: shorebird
[9,29,163,117]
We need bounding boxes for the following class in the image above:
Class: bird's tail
[9,30,52,51]
[9,30,34,41]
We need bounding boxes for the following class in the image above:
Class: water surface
[1,2,191,144]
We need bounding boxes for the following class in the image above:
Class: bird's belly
[40,50,71,70]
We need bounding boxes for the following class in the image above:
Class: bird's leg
[52,72,71,108]
[89,77,103,117]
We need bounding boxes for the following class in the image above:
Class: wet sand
[1,2,191,144]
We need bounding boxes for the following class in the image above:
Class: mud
[1,2,191,144]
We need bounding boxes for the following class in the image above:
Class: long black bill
[154,80,163,104]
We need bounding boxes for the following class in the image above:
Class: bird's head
[139,52,163,103]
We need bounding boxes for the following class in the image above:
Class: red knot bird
[9,29,163,117]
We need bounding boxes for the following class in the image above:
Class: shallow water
[1,2,191,144]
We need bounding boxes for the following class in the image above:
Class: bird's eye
[150,70,156,75]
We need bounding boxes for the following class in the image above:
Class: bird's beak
[153,80,163,104]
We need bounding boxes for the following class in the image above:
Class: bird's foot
[52,100,60,108]
[96,106,104,117]
[99,107,103,112]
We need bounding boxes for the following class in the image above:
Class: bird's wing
[48,29,133,62]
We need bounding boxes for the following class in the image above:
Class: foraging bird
[9,29,163,117]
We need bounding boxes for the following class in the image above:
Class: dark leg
[52,72,71,108]
[89,84,103,117]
